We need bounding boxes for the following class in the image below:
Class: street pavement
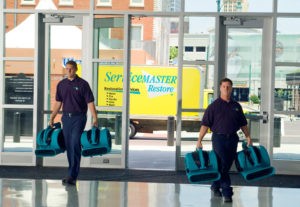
[129,133,176,170]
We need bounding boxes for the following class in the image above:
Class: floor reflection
[1,179,299,207]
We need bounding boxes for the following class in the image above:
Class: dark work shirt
[201,97,247,134]
[56,76,95,113]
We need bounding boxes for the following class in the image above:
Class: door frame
[39,13,131,169]
[219,15,275,164]
[175,15,276,171]
[40,13,86,167]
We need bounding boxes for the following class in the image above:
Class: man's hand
[246,136,253,147]
[88,102,98,128]
[196,126,208,150]
[196,141,203,149]
[48,101,62,128]
[92,119,98,128]
[48,119,54,128]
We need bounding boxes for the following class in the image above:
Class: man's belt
[63,112,86,117]
[213,132,237,138]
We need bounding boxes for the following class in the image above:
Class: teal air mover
[185,149,220,183]
[235,142,275,182]
[80,127,112,157]
[35,122,65,157]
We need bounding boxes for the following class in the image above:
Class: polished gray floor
[1,178,299,207]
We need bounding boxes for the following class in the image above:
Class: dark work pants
[211,133,239,197]
[62,114,87,180]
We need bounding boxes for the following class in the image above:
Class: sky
[185,0,300,34]
[185,0,300,12]
[185,0,272,12]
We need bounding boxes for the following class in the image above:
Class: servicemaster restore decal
[141,70,177,98]
[98,66,200,116]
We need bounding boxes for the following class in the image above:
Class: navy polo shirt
[201,97,247,134]
[56,76,95,113]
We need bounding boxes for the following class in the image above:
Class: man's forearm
[88,102,97,120]
[196,125,209,148]
[241,125,250,138]
[241,125,253,146]
[49,101,62,126]
[50,101,62,120]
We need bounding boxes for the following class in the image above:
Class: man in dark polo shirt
[196,77,252,203]
[49,60,98,186]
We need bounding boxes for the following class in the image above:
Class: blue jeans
[62,114,87,180]
[211,133,239,197]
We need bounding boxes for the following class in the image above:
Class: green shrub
[250,94,260,104]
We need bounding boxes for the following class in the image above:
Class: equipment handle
[91,126,99,145]
[196,148,206,169]
[242,141,248,150]
[53,122,61,129]
[242,141,259,166]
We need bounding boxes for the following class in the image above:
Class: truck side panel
[98,66,201,116]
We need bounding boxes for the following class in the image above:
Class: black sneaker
[62,177,76,186]
[223,196,232,203]
[211,189,222,197]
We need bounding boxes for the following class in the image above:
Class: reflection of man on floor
[66,185,79,207]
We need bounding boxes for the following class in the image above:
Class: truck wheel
[129,123,137,139]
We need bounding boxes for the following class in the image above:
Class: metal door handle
[262,111,268,124]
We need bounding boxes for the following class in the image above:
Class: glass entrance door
[225,17,300,174]
[41,14,125,168]
[177,16,276,171]
[224,17,273,152]
[226,26,264,147]
[91,15,126,168]
[224,16,281,171]
[42,14,84,167]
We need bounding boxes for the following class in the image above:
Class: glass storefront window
[93,15,124,59]
[3,60,34,152]
[5,13,35,57]
[183,17,215,62]
[185,0,272,12]
[125,16,179,141]
[180,65,214,157]
[4,61,34,105]
[275,66,299,112]
[273,114,300,161]
[1,0,298,171]
[274,66,300,160]
[276,18,300,63]
[93,15,124,161]
[3,109,33,152]
[278,0,300,13]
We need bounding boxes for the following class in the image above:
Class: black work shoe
[211,189,222,197]
[223,196,232,203]
[62,177,76,186]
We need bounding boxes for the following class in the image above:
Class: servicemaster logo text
[104,70,177,98]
